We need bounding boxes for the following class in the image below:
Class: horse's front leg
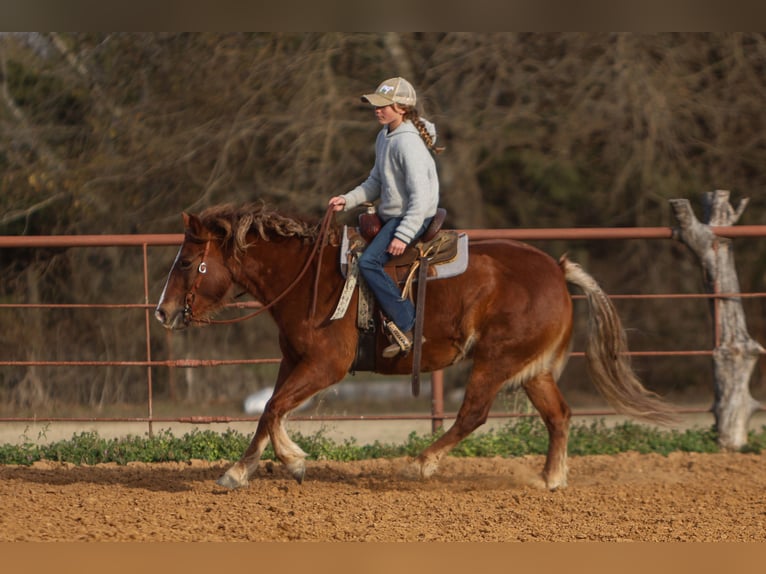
[262,359,345,483]
[217,357,296,490]
[217,404,309,488]
[265,409,310,483]
[216,418,271,489]
[218,357,345,488]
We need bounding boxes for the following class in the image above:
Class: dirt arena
[2,450,765,542]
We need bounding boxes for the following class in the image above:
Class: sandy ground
[2,409,766,543]
[1,450,765,542]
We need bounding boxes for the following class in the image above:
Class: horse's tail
[560,255,678,426]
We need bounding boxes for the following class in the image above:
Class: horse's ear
[182,212,205,238]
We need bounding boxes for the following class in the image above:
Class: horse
[154,202,676,490]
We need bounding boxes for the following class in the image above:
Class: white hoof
[416,456,440,479]
[285,459,306,484]
[544,474,568,491]
[216,465,249,489]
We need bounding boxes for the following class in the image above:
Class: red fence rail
[1,225,765,435]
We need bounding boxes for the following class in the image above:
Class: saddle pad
[339,226,469,281]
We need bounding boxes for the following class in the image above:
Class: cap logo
[379,85,395,95]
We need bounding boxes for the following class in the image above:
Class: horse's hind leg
[522,371,571,490]
[415,364,505,479]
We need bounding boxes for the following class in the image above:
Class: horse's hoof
[290,465,305,484]
[544,475,567,491]
[418,457,440,479]
[284,459,306,484]
[216,473,248,490]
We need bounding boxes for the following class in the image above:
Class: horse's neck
[236,238,340,310]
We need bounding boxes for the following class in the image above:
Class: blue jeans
[358,216,431,333]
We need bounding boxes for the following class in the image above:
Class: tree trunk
[669,190,764,450]
[12,265,50,408]
[438,140,486,229]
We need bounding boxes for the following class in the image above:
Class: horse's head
[155,212,237,330]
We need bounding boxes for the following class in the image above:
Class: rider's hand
[328,196,346,212]
[387,237,407,256]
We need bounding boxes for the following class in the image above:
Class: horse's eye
[179,258,193,270]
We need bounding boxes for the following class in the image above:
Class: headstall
[183,239,211,323]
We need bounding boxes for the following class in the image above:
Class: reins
[186,205,336,325]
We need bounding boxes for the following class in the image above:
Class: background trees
[1,33,764,410]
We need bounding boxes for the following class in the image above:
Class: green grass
[1,419,765,466]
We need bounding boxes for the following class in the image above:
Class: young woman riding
[328,77,443,358]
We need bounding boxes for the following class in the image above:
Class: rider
[329,77,443,358]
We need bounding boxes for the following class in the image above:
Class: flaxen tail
[560,255,677,426]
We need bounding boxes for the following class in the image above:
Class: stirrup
[383,321,413,358]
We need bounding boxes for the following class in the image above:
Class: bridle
[182,238,212,324]
[183,205,335,325]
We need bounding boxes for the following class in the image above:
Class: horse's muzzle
[154,306,189,330]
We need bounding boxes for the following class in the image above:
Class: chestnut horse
[155,202,675,490]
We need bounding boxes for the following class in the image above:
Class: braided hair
[402,107,445,155]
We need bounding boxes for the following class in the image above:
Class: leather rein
[183,205,335,325]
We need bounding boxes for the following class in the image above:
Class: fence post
[142,243,154,437]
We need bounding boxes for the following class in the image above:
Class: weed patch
[1,421,764,466]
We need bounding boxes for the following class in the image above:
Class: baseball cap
[361,77,417,107]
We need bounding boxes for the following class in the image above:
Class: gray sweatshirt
[342,119,439,244]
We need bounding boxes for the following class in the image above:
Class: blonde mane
[197,202,335,255]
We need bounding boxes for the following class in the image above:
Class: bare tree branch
[0,192,68,228]
[0,36,65,173]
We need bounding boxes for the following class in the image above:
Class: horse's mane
[196,201,338,254]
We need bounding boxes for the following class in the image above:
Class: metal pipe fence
[1,225,764,436]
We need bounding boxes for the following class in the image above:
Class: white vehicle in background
[243,387,314,415]
[243,378,431,415]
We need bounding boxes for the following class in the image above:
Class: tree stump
[669,191,764,450]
